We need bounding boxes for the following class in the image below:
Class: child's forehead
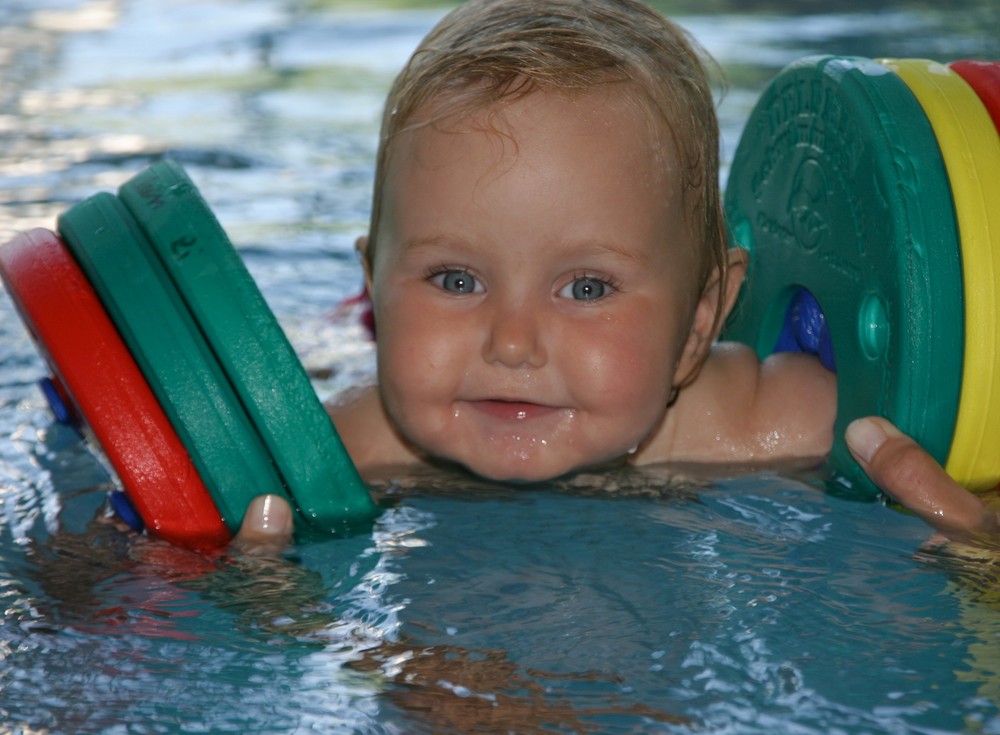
[401,82,674,162]
[380,89,681,209]
[377,86,703,267]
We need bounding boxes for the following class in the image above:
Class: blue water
[2,472,984,733]
[1,0,1000,732]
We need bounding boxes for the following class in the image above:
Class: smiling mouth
[467,399,561,422]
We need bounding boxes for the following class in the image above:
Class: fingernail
[845,418,888,463]
[245,494,292,536]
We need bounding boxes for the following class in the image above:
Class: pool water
[1,0,1000,732]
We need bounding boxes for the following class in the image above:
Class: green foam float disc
[57,193,292,531]
[722,55,963,495]
[118,160,376,530]
[881,59,1000,491]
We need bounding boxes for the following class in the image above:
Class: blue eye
[561,276,609,301]
[433,270,480,294]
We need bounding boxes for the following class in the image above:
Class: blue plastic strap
[38,377,77,425]
[773,288,836,372]
[109,490,145,533]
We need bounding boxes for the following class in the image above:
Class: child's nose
[483,301,547,369]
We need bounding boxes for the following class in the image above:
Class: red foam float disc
[0,228,229,550]
[951,60,1000,133]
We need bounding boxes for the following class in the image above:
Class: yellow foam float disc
[881,59,1000,490]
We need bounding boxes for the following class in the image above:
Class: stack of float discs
[0,160,376,549]
[723,57,1000,495]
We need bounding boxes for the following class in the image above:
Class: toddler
[241,0,995,572]
[327,0,837,484]
[238,0,990,551]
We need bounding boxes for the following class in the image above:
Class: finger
[232,494,294,555]
[845,416,993,538]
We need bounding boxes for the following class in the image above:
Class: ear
[356,235,374,293]
[672,247,749,388]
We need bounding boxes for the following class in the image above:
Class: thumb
[846,417,990,538]
[233,494,295,555]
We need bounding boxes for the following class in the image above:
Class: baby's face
[367,87,705,481]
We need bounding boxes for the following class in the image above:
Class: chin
[416,432,631,484]
[447,454,560,484]
[458,452,615,485]
[472,468,559,484]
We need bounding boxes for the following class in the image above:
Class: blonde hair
[367,0,728,309]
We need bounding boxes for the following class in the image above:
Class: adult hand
[846,416,1000,544]
[232,494,295,555]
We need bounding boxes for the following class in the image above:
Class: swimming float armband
[723,55,1000,494]
[0,228,230,549]
[0,162,377,547]
[117,161,375,532]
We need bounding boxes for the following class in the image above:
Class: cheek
[568,314,680,415]
[373,291,465,406]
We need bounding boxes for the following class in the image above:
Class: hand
[846,416,1000,544]
[232,494,295,555]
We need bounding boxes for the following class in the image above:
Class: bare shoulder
[325,385,424,479]
[746,345,837,454]
[639,342,837,464]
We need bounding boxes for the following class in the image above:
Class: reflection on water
[9,469,987,733]
[0,0,999,732]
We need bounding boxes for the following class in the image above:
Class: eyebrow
[576,239,649,266]
[398,234,457,252]
[399,234,650,266]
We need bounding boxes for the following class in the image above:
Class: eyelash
[562,272,621,301]
[423,266,621,300]
[425,265,482,294]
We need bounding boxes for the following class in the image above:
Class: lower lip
[468,400,560,422]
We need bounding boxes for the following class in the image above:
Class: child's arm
[636,342,837,465]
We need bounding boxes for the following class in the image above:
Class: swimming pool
[1,0,999,732]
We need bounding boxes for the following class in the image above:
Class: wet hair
[367,0,729,317]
